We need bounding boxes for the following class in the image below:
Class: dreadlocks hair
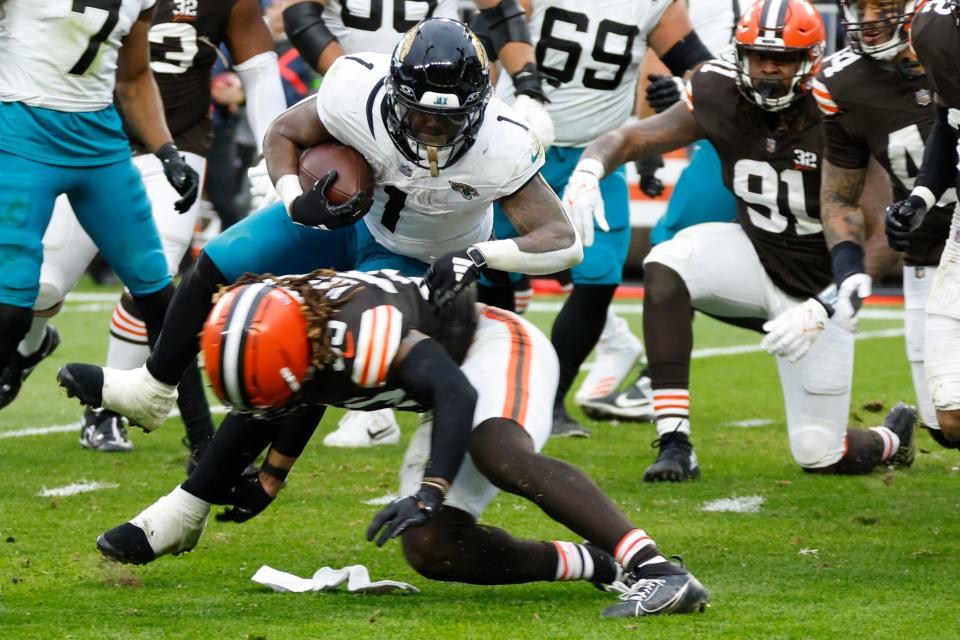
[213,269,362,369]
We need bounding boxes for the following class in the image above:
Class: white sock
[130,486,211,556]
[653,389,690,437]
[18,316,49,356]
[614,529,654,569]
[552,541,596,581]
[870,426,901,461]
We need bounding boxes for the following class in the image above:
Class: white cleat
[575,313,645,406]
[59,363,178,432]
[97,486,211,565]
[323,408,401,448]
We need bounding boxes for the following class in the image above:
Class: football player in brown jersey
[814,0,958,450]
[564,0,917,481]
[93,269,709,619]
[885,0,960,443]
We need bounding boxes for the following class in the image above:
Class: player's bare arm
[226,0,277,63]
[821,159,868,249]
[498,174,579,260]
[585,103,704,175]
[115,6,172,153]
[262,98,336,206]
[283,0,346,74]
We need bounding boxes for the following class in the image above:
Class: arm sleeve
[915,106,960,201]
[393,339,476,484]
[234,51,287,154]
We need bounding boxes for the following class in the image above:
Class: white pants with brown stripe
[34,152,207,313]
[400,308,558,518]
[645,222,854,469]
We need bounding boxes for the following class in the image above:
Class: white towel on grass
[251,564,419,595]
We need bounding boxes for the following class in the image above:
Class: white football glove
[512,94,555,149]
[761,297,830,363]
[248,159,280,212]
[562,163,609,247]
[836,272,872,307]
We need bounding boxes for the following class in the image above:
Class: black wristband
[659,32,713,77]
[418,482,446,501]
[830,241,865,285]
[155,142,179,163]
[260,461,290,482]
[512,62,548,101]
[283,1,338,72]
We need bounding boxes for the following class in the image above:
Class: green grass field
[1,281,957,640]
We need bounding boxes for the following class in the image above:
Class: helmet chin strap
[428,146,439,177]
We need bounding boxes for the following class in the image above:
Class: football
[298,142,375,207]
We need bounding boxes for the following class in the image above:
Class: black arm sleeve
[916,106,960,200]
[283,1,338,73]
[269,404,327,458]
[659,32,713,77]
[471,0,531,56]
[394,338,477,484]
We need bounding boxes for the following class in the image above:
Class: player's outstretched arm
[367,334,476,546]
[821,159,868,249]
[646,1,713,77]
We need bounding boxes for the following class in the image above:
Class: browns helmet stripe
[760,0,789,38]
[221,283,272,409]
[236,285,276,409]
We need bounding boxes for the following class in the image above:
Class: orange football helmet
[201,283,311,413]
[735,0,826,111]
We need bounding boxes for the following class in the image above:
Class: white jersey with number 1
[322,0,460,55]
[0,0,157,112]
[499,0,671,147]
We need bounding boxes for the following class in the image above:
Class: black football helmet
[837,0,916,61]
[385,18,491,175]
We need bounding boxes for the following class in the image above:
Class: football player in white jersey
[58,19,582,442]
[270,0,561,447]
[3,0,289,455]
[0,0,200,415]
[482,0,714,436]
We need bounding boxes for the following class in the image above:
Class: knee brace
[789,420,846,468]
[925,313,960,412]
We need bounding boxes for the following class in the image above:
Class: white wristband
[910,186,937,212]
[572,157,606,180]
[276,174,304,215]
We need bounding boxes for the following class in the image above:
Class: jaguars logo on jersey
[449,181,480,200]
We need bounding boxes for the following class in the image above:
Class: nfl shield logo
[766,138,776,154]
[916,266,925,279]
[916,89,932,107]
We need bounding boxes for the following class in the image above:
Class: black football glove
[645,74,684,113]
[636,154,665,198]
[366,484,444,547]
[511,62,561,102]
[291,170,372,229]
[215,467,277,524]
[885,194,928,252]
[156,142,200,213]
[425,246,487,312]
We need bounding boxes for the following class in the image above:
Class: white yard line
[702,495,765,513]
[1,405,230,439]
[722,419,776,428]
[37,481,119,497]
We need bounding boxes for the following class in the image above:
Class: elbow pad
[283,1,338,72]
[473,0,531,54]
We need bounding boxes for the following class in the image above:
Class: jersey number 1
[69,0,123,76]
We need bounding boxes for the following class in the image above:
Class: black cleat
[884,402,916,468]
[79,407,133,452]
[552,405,591,438]
[602,562,709,618]
[643,431,700,482]
[0,325,60,409]
[97,523,156,565]
[57,363,104,408]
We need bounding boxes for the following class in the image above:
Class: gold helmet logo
[397,24,418,61]
[469,30,489,68]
